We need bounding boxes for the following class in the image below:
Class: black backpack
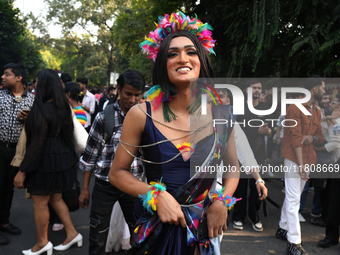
[103,103,124,143]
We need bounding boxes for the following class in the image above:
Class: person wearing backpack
[78,69,145,255]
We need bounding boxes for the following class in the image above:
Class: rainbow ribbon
[210,187,241,210]
[139,178,167,214]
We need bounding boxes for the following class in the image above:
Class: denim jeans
[89,178,137,255]
[299,179,323,215]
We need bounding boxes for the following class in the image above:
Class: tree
[151,0,340,77]
[43,0,128,85]
[0,0,43,78]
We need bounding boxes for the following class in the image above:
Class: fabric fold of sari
[132,105,236,255]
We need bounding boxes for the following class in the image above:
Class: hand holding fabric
[206,200,228,238]
[156,191,186,228]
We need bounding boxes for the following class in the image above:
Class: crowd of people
[0,11,339,255]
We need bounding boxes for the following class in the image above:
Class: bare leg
[49,193,78,244]
[31,195,50,252]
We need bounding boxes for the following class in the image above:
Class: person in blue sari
[109,12,240,255]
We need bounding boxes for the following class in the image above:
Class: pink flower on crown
[140,11,216,62]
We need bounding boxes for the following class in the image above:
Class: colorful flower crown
[140,11,216,62]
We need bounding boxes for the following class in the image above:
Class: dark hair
[335,93,340,102]
[60,73,72,84]
[144,84,151,92]
[304,75,324,91]
[76,77,88,86]
[225,89,233,105]
[152,31,214,100]
[117,69,145,91]
[4,63,27,85]
[245,79,261,88]
[27,82,33,87]
[26,69,74,148]
[107,86,114,93]
[65,82,81,101]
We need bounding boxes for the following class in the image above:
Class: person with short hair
[31,78,37,95]
[26,82,33,93]
[276,76,325,255]
[60,73,72,87]
[0,63,35,246]
[76,77,96,132]
[99,86,117,111]
[79,69,145,255]
[232,80,271,232]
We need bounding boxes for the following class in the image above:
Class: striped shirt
[79,100,143,182]
[73,106,87,127]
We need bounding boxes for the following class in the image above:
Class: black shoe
[287,242,308,255]
[0,235,9,245]
[0,223,21,235]
[318,238,339,248]
[275,227,287,241]
[308,217,326,228]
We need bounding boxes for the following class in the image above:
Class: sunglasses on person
[331,101,340,105]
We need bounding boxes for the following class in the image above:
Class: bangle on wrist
[255,179,265,185]
[139,178,166,214]
[211,187,241,210]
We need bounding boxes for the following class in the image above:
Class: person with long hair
[14,69,82,255]
[109,12,240,254]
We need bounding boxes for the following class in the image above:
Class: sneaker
[233,221,243,230]
[287,242,308,255]
[52,223,64,231]
[275,227,287,241]
[311,213,321,218]
[252,221,263,232]
[299,213,306,222]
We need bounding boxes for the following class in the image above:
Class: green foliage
[26,0,340,82]
[151,0,340,77]
[0,0,43,79]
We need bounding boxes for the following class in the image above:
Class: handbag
[62,181,81,212]
[72,108,88,154]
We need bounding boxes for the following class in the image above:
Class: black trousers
[89,178,137,255]
[325,178,340,242]
[0,145,18,225]
[232,177,261,223]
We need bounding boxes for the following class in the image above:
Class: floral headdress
[140,11,216,62]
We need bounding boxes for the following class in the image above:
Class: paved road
[0,172,338,255]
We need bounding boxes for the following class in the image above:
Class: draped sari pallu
[132,106,236,255]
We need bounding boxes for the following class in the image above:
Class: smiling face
[166,36,201,87]
[319,94,330,108]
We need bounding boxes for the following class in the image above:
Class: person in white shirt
[213,89,268,232]
[77,77,96,132]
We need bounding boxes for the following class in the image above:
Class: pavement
[0,171,339,255]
